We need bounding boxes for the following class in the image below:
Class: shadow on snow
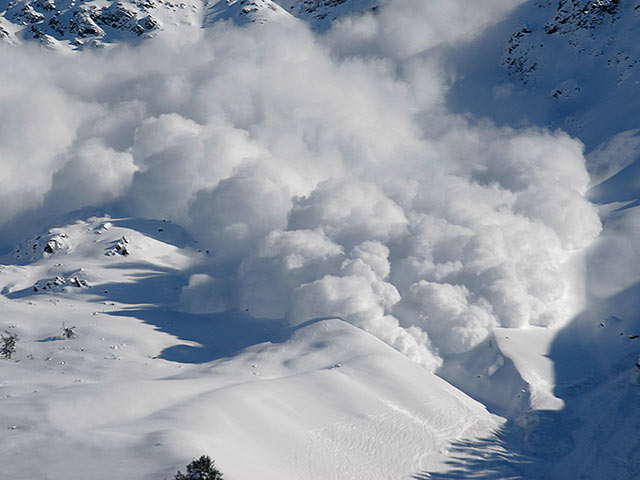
[411,425,535,480]
[105,307,292,364]
[417,281,640,479]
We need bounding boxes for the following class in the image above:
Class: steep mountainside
[448,0,640,167]
[502,0,640,139]
[500,0,640,200]
[505,0,639,86]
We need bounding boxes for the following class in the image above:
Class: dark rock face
[543,0,620,35]
[69,7,106,38]
[504,26,537,84]
[34,0,56,12]
[0,24,12,41]
[48,15,65,35]
[15,4,45,23]
[98,2,147,35]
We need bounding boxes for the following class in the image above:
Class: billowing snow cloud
[0,0,601,368]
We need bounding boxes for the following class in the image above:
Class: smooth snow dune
[0,317,501,480]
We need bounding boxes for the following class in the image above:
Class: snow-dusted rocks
[0,0,185,49]
[0,0,378,48]
[201,0,378,29]
[32,272,89,293]
[278,0,378,30]
[205,0,291,26]
[542,0,620,35]
[14,4,44,23]
[12,231,70,264]
[105,235,132,256]
[1,216,197,300]
[504,0,639,88]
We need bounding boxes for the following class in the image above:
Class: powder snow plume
[0,0,601,369]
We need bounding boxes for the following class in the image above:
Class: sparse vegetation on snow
[0,333,18,359]
[173,456,223,480]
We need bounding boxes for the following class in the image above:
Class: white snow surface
[439,326,563,418]
[0,216,500,479]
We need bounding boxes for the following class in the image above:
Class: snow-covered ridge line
[0,0,176,49]
[0,0,378,48]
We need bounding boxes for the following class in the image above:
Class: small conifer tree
[174,455,223,480]
[1,333,18,359]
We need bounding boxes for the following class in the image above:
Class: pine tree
[1,333,18,359]
[174,456,223,480]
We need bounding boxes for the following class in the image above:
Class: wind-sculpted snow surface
[0,0,601,367]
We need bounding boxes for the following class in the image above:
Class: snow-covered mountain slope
[204,0,377,29]
[504,0,639,87]
[448,0,640,154]
[204,0,293,27]
[0,216,502,479]
[2,213,637,479]
[0,0,377,48]
[504,0,640,146]
[270,0,378,29]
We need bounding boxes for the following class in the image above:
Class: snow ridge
[0,0,378,48]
